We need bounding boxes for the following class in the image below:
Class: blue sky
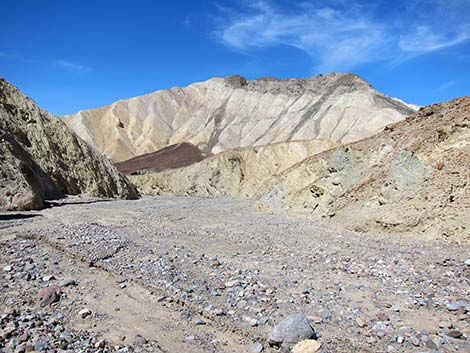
[1,0,469,115]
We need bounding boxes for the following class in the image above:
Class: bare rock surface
[64,73,416,162]
[0,78,139,211]
[133,96,469,240]
[1,196,469,352]
[133,139,337,197]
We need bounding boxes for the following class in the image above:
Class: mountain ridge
[64,72,418,162]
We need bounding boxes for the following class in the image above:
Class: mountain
[0,78,139,211]
[114,142,211,175]
[64,73,417,162]
[131,97,469,239]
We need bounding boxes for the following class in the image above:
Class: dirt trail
[1,196,469,352]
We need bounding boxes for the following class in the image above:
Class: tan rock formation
[64,73,417,162]
[132,139,337,198]
[132,97,470,239]
[0,78,139,211]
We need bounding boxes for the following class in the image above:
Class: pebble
[438,321,452,328]
[251,343,264,353]
[58,278,77,287]
[356,317,366,328]
[78,309,92,319]
[447,329,463,338]
[3,265,13,272]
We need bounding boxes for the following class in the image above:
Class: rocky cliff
[64,73,417,162]
[0,78,139,211]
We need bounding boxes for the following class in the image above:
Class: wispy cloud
[215,0,470,72]
[433,80,458,93]
[399,25,470,54]
[53,59,93,73]
[0,52,93,73]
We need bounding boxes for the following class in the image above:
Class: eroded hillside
[64,73,417,162]
[132,97,469,240]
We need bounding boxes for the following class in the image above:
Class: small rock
[292,339,321,353]
[439,321,452,328]
[3,265,12,272]
[95,340,106,348]
[78,308,92,319]
[396,336,404,344]
[251,343,264,353]
[37,285,61,307]
[356,317,366,328]
[58,278,76,287]
[116,277,127,284]
[267,312,316,346]
[464,259,470,266]
[42,275,55,282]
[225,280,239,287]
[133,334,148,345]
[447,329,463,338]
[213,309,225,316]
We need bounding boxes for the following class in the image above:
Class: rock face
[114,142,211,175]
[131,96,470,239]
[261,96,470,238]
[64,73,417,162]
[132,139,337,197]
[0,78,139,211]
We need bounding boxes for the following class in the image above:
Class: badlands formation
[0,78,139,211]
[134,96,470,240]
[1,74,469,353]
[64,73,416,162]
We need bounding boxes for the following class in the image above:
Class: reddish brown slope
[115,142,211,175]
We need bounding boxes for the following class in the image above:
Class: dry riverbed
[1,196,469,352]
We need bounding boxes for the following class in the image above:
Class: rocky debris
[0,77,139,211]
[267,312,316,347]
[2,196,469,353]
[65,73,415,162]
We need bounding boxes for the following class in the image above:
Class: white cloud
[399,25,470,54]
[0,52,92,73]
[433,80,458,93]
[219,1,388,72]
[54,59,93,73]
[216,0,470,72]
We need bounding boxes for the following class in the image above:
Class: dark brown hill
[115,142,211,175]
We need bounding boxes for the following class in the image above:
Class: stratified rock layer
[0,78,139,211]
[133,97,470,239]
[64,73,417,162]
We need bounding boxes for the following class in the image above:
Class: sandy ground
[1,196,469,352]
